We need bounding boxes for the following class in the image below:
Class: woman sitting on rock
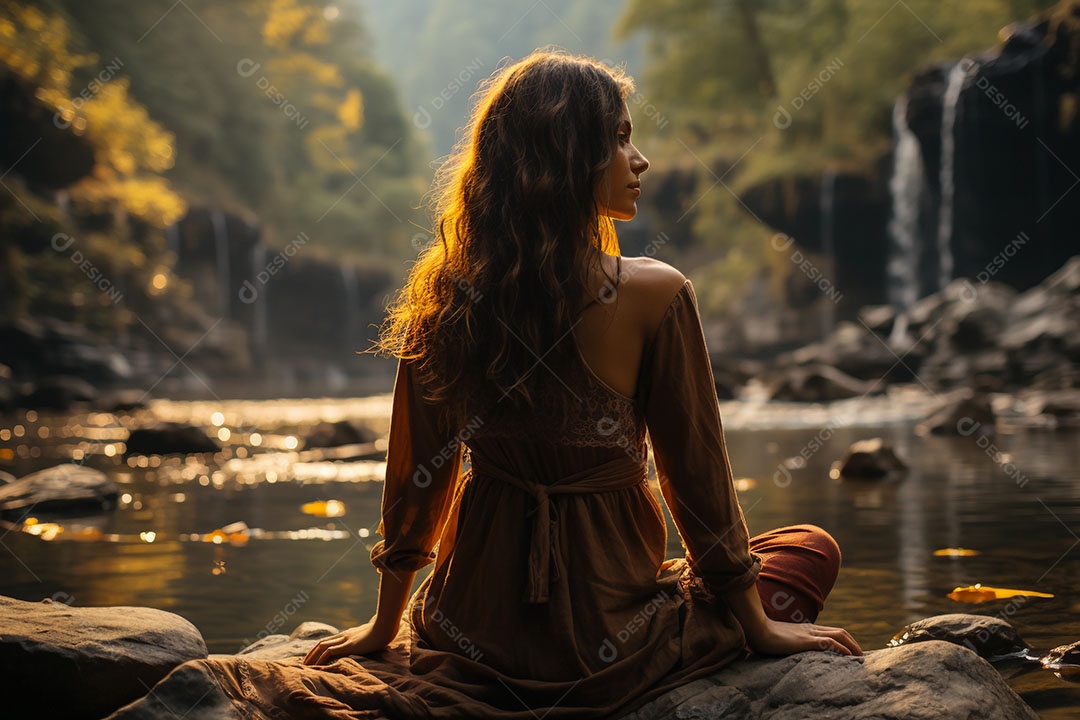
[120,49,861,719]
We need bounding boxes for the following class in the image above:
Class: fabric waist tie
[469,454,647,604]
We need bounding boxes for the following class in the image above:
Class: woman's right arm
[640,276,762,596]
[728,584,861,656]
[638,273,859,656]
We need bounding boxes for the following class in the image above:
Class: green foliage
[44,0,428,259]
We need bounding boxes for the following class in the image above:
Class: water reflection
[1,395,1079,715]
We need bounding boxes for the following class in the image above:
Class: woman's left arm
[304,358,463,665]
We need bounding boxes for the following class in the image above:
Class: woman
[112,50,859,720]
[304,47,859,706]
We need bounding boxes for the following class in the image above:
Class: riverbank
[1,593,1061,719]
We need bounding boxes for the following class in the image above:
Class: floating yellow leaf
[947,583,1054,603]
[301,500,346,517]
[200,522,250,546]
[23,522,63,541]
[934,548,982,557]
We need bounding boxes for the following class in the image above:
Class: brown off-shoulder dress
[109,279,840,720]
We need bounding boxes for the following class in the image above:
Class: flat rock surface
[0,595,208,720]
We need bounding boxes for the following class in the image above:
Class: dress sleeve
[369,357,463,575]
[640,279,762,596]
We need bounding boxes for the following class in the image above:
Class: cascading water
[165,223,180,260]
[341,264,358,352]
[886,94,924,318]
[210,210,231,318]
[56,190,70,220]
[251,242,268,357]
[819,168,837,338]
[935,61,967,290]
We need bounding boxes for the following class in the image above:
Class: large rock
[105,623,1042,720]
[949,6,1080,292]
[738,170,891,312]
[125,423,221,456]
[18,374,99,410]
[621,641,1037,719]
[0,317,133,386]
[1019,388,1080,427]
[768,364,885,403]
[0,463,118,517]
[0,595,208,720]
[782,322,916,383]
[105,643,1040,720]
[915,388,996,436]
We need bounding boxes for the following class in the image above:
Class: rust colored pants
[750,524,841,624]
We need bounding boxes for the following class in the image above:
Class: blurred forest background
[0,0,1074,397]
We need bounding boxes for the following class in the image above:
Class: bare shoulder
[619,257,688,334]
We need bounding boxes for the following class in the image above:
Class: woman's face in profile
[595,103,650,221]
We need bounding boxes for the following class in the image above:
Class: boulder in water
[889,613,1034,661]
[125,423,221,456]
[1041,639,1080,680]
[832,438,908,480]
[0,464,118,517]
[303,420,379,449]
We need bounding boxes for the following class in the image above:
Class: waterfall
[56,190,70,221]
[886,94,924,316]
[935,61,966,290]
[819,169,837,338]
[166,223,180,260]
[251,242,269,357]
[210,210,231,318]
[341,264,358,352]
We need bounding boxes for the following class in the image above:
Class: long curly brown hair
[372,50,633,432]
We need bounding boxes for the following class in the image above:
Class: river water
[1,389,1078,717]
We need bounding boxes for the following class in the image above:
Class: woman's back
[573,255,689,401]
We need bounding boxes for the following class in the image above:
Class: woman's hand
[302,618,398,666]
[745,616,863,657]
[728,584,862,658]
[303,569,417,666]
